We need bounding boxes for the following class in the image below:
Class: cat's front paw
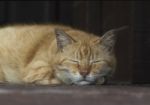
[35,79,51,85]
[96,77,105,85]
[50,78,62,85]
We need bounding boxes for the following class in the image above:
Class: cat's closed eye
[90,60,105,64]
[68,59,105,64]
[68,59,79,64]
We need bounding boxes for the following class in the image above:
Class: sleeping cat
[0,24,125,85]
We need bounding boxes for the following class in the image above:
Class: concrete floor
[0,84,149,105]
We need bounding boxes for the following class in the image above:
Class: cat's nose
[79,70,89,77]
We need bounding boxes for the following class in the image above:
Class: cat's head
[54,27,126,85]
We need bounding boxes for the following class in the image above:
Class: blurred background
[0,1,149,84]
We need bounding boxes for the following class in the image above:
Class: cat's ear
[55,28,76,50]
[100,26,128,52]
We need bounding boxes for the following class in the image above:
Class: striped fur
[0,24,116,85]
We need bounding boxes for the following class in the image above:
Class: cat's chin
[73,77,106,85]
[74,81,91,86]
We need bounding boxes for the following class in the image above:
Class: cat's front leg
[0,68,5,83]
[22,61,61,85]
[32,78,61,85]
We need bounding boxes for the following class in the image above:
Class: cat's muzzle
[73,76,105,86]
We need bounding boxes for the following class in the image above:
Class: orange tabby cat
[0,24,124,85]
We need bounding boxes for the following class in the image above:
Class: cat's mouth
[73,76,106,85]
[74,80,91,85]
[73,78,97,85]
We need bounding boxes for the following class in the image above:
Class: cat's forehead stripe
[78,44,92,60]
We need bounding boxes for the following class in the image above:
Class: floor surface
[0,84,149,105]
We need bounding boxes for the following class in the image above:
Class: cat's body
[0,24,118,85]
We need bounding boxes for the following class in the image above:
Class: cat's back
[0,24,73,48]
[0,24,94,44]
[0,24,68,42]
[0,24,73,63]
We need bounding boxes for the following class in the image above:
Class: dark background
[0,1,149,84]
